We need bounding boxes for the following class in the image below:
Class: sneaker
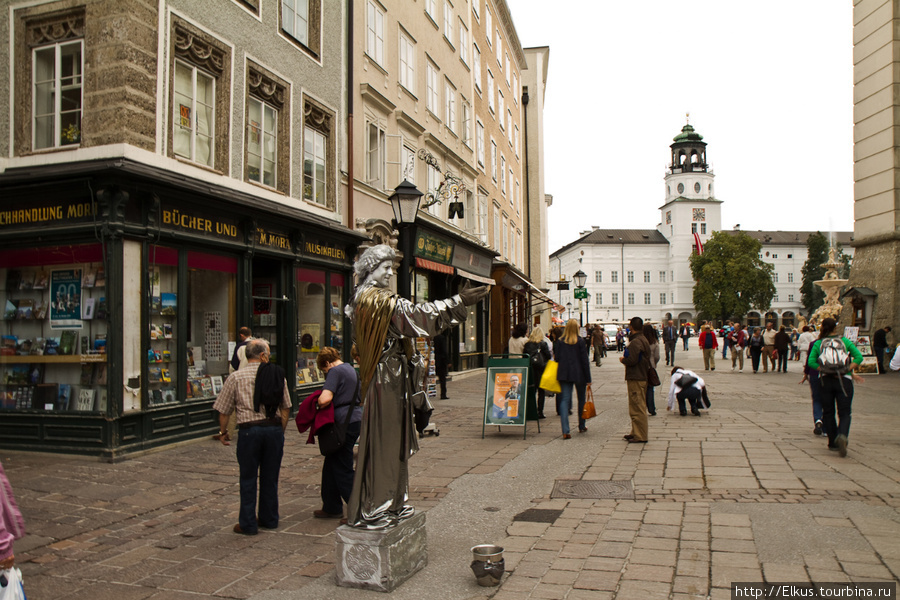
[836,434,848,457]
[813,420,823,436]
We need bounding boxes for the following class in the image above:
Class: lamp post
[566,302,573,321]
[389,179,423,300]
[573,269,587,326]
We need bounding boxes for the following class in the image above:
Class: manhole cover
[513,508,563,523]
[551,480,634,499]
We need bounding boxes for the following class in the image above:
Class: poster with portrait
[299,323,321,353]
[50,269,83,329]
[484,367,528,426]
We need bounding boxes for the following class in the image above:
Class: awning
[840,286,876,300]
[415,257,454,275]
[498,268,557,309]
[457,268,495,285]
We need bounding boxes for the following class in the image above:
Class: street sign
[574,287,588,299]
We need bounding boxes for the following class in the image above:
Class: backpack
[524,341,547,371]
[817,338,852,375]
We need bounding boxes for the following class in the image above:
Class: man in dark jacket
[620,316,651,443]
[662,319,678,366]
[873,326,892,374]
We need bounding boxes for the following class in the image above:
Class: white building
[549,122,853,328]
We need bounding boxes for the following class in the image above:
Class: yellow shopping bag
[539,359,562,393]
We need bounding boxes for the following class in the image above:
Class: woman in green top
[806,317,864,457]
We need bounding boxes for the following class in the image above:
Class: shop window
[296,269,345,387]
[147,247,236,407]
[246,63,289,193]
[303,98,334,208]
[1,244,108,413]
[170,18,231,171]
[281,0,322,57]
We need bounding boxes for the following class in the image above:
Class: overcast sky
[507,1,855,253]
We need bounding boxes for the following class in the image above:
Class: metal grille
[551,480,634,500]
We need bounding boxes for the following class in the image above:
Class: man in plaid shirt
[214,339,291,535]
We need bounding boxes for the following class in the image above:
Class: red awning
[415,257,454,275]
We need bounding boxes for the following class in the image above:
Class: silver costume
[347,280,468,529]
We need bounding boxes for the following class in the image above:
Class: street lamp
[573,269,587,326]
[389,180,423,300]
[566,302,573,321]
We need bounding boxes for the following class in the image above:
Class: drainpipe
[522,88,531,277]
[346,0,354,229]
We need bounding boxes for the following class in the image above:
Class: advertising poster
[484,367,528,426]
[50,269,83,329]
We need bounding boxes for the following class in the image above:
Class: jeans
[321,420,361,514]
[682,337,690,350]
[676,386,701,414]
[808,371,823,423]
[645,383,656,415]
[236,425,285,533]
[558,380,586,434]
[777,351,788,372]
[820,375,853,447]
[722,340,729,359]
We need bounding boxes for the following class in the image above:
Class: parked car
[602,324,620,350]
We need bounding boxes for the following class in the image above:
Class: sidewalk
[4,345,899,599]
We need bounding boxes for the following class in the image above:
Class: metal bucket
[470,545,505,586]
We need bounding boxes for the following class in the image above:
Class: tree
[690,231,776,323]
[800,232,828,317]
[800,232,853,317]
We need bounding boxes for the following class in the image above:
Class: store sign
[415,232,454,264]
[255,228,292,251]
[161,207,239,239]
[302,240,348,262]
[451,245,492,278]
[0,198,97,228]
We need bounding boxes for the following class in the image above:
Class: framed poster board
[855,335,872,356]
[857,356,879,374]
[484,367,528,426]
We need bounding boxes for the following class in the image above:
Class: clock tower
[658,116,723,320]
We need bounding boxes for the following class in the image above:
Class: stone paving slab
[3,346,900,598]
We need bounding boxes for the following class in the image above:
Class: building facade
[846,2,900,337]
[0,0,363,457]
[549,123,854,329]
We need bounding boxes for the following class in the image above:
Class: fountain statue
[809,245,848,326]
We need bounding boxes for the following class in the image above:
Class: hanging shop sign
[415,231,454,264]
[451,245,493,278]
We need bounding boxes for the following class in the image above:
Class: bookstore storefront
[0,160,362,459]
[409,225,495,371]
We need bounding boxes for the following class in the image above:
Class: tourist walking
[508,323,528,355]
[762,322,777,372]
[663,319,678,366]
[680,323,692,350]
[591,325,605,366]
[797,326,817,366]
[807,317,865,457]
[698,325,718,371]
[729,324,746,371]
[620,316,651,444]
[553,319,592,439]
[523,326,552,419]
[644,324,660,416]
[433,332,450,399]
[748,327,764,373]
[774,325,791,373]
[799,338,825,437]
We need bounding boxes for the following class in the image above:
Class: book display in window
[1,260,109,413]
[148,264,178,407]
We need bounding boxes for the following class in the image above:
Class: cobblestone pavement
[3,346,899,599]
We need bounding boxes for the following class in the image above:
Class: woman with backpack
[806,317,864,457]
[554,319,592,439]
[523,326,552,419]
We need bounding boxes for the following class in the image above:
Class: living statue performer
[347,244,490,528]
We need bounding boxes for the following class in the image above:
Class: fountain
[809,245,848,325]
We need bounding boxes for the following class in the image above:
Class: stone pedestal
[334,511,427,592]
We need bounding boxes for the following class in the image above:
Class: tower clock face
[692,208,706,222]
[677,183,685,194]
